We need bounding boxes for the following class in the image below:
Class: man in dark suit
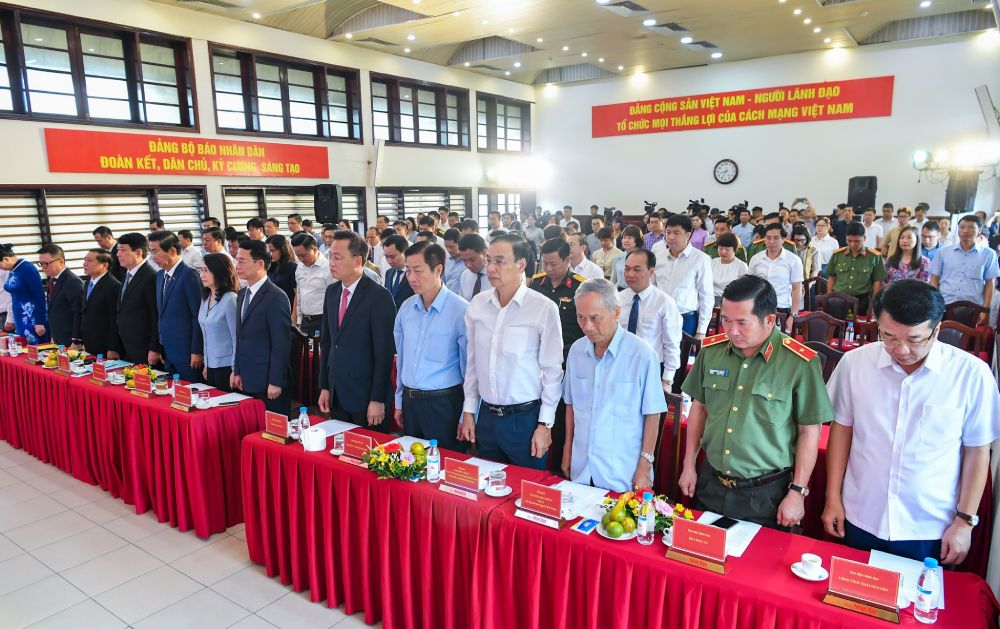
[318,230,396,431]
[36,244,84,347]
[93,226,125,282]
[76,248,121,357]
[232,239,292,416]
[149,232,203,382]
[110,232,161,366]
[381,234,413,309]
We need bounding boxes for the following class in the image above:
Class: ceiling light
[464,62,470,67]
[34,37,43,41]
[562,45,570,51]
[680,36,693,44]
[505,71,511,76]
[617,65,624,70]
[413,0,420,3]
[514,61,522,67]
[813,27,821,33]
[345,33,352,39]
[793,8,802,15]
[581,52,588,57]
[452,11,461,16]
[779,0,786,3]
[87,48,94,52]
[481,19,489,25]
[803,18,812,24]
[407,34,416,41]
[711,52,723,59]
[920,0,931,6]
[824,37,832,43]
[404,47,411,53]
[537,37,544,42]
[597,0,612,4]
[642,18,656,26]
[251,11,261,19]
[598,57,605,62]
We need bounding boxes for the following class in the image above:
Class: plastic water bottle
[297,407,310,441]
[914,557,939,624]
[845,321,855,343]
[96,354,104,365]
[637,491,655,545]
[288,410,301,440]
[426,439,441,483]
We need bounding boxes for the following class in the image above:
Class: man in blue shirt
[441,228,465,295]
[393,241,469,451]
[732,208,756,249]
[562,278,667,491]
[929,214,1000,325]
[920,221,942,262]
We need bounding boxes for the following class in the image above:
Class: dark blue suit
[155,261,204,382]
[234,278,291,416]
[319,275,395,430]
[384,266,414,309]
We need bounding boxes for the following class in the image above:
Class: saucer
[790,562,828,582]
[484,485,512,498]
[329,448,345,456]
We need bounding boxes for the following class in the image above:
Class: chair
[804,341,844,382]
[803,276,828,311]
[654,391,684,498]
[793,311,846,344]
[853,320,879,344]
[944,300,990,328]
[775,311,789,332]
[707,307,721,335]
[938,321,992,362]
[816,291,861,320]
[674,333,702,394]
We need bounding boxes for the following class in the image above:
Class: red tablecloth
[0,354,265,537]
[241,428,554,628]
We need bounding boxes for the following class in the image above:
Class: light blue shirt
[393,285,469,407]
[197,292,238,369]
[563,327,667,492]
[732,222,756,248]
[444,253,464,294]
[928,242,1000,305]
[922,244,940,262]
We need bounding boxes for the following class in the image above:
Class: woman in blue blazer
[197,253,239,390]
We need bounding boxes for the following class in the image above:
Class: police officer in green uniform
[704,219,749,264]
[825,221,886,315]
[746,213,796,260]
[529,237,586,473]
[680,274,833,530]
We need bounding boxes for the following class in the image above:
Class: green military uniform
[704,240,749,264]
[825,246,886,313]
[529,271,586,360]
[746,238,796,261]
[681,326,833,527]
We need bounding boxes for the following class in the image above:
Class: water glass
[197,391,211,409]
[488,469,507,492]
[561,492,576,518]
[332,431,345,452]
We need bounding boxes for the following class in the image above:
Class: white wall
[534,34,1000,216]
[0,0,537,221]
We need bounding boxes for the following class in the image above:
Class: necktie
[120,273,131,301]
[472,272,483,296]
[628,293,640,334]
[85,280,94,302]
[47,277,55,300]
[338,288,350,325]
[162,273,171,301]
[242,290,251,320]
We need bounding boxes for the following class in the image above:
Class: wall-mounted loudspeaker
[314,184,342,225]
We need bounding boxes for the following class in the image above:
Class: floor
[0,440,381,629]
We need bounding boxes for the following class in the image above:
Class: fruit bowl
[597,522,638,541]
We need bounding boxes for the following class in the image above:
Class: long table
[241,428,999,629]
[0,354,265,537]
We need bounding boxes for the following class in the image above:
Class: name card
[342,431,373,460]
[440,458,479,501]
[520,481,562,520]
[173,384,193,407]
[823,556,901,622]
[57,353,70,372]
[131,372,152,398]
[26,345,38,362]
[91,362,107,381]
[261,410,293,444]
[665,518,728,574]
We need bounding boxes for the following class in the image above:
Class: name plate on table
[56,353,71,376]
[25,345,39,364]
[514,481,563,529]
[666,518,728,574]
[89,361,107,386]
[440,458,479,501]
[131,372,152,398]
[823,557,901,623]
[170,384,194,412]
[261,411,293,444]
[340,432,372,467]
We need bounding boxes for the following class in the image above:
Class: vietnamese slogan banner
[592,75,894,138]
[44,128,329,178]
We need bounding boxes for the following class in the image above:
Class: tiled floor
[0,440,381,629]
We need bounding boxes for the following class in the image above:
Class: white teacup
[800,553,823,577]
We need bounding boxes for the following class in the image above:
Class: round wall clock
[713,159,738,184]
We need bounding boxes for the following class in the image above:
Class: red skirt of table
[0,355,265,537]
[241,429,554,628]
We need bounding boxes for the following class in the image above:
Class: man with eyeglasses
[823,280,999,564]
[929,214,1000,325]
[37,244,83,347]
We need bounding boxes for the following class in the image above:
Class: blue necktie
[85,280,93,301]
[627,293,640,334]
[120,273,131,301]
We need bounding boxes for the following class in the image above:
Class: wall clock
[713,159,738,184]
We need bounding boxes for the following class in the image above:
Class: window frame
[222,185,367,232]
[0,4,198,131]
[370,73,469,151]
[376,187,471,221]
[476,92,531,154]
[208,42,363,144]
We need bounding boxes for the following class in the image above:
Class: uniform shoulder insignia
[782,336,817,361]
[530,272,546,280]
[832,246,847,254]
[751,238,764,245]
[702,332,729,347]
[784,239,795,245]
[571,273,587,283]
[868,247,882,256]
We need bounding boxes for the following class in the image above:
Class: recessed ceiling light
[407,34,416,41]
[597,0,611,4]
[536,37,544,42]
[464,62,470,66]
[919,0,931,6]
[779,0,786,3]
[562,45,570,51]
[507,27,515,33]
[793,8,802,15]
[34,37,43,42]
[680,36,693,44]
[711,52,723,59]
[345,33,352,39]
[251,11,261,19]
[598,57,605,62]
[481,19,489,25]
[87,48,94,52]
[803,18,812,24]
[514,61,522,67]
[581,52,588,57]
[452,11,461,16]
[813,26,821,33]
[505,71,511,76]
[824,37,832,43]
[618,65,624,70]
[413,0,420,3]
[642,18,656,26]
[404,47,411,53]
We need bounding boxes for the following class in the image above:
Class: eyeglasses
[879,331,935,350]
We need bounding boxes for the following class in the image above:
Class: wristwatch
[640,451,655,464]
[956,510,979,527]
[538,421,554,429]
[787,483,810,497]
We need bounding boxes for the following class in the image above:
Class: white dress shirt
[570,257,604,282]
[241,275,268,315]
[709,257,749,299]
[616,284,682,383]
[812,234,839,266]
[827,341,1000,541]
[181,245,203,270]
[339,275,362,311]
[0,269,12,322]
[459,267,487,302]
[748,249,804,309]
[650,242,714,335]
[294,253,333,318]
[462,284,564,426]
[862,222,883,249]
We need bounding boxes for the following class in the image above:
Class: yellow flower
[675,504,685,513]
[684,509,694,519]
[401,459,410,467]
[628,499,639,509]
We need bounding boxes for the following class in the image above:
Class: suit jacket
[318,275,396,414]
[116,262,161,364]
[80,273,121,357]
[46,269,84,346]
[109,243,126,283]
[234,278,291,393]
[384,266,414,309]
[155,261,204,366]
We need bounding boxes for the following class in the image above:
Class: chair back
[938,321,991,361]
[803,276,828,311]
[944,300,989,328]
[654,392,685,498]
[804,341,844,382]
[853,320,879,344]
[674,333,702,394]
[794,311,846,344]
[816,291,860,320]
[289,327,311,407]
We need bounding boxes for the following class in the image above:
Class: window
[477,94,531,152]
[223,186,366,232]
[0,7,194,127]
[376,188,470,223]
[371,75,468,148]
[477,190,522,229]
[0,193,43,259]
[210,45,361,142]
[155,190,205,248]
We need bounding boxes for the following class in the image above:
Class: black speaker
[847,176,877,210]
[314,184,342,225]
[945,170,979,214]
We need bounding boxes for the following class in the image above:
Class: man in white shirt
[938,217,958,247]
[458,234,563,470]
[318,224,335,256]
[823,280,999,563]
[177,230,204,270]
[364,227,384,269]
[748,223,803,326]
[651,214,713,338]
[457,233,488,301]
[875,203,896,238]
[618,249,682,392]
[911,203,929,232]
[861,208,883,250]
[291,232,333,338]
[567,233,603,281]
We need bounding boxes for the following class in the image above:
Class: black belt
[301,314,322,322]
[482,399,541,416]
[403,384,463,399]
[711,465,791,490]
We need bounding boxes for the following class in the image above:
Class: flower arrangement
[363,442,427,481]
[122,365,150,389]
[600,490,695,536]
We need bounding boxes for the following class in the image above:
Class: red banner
[44,128,329,178]
[592,75,894,137]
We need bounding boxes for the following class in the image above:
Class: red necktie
[338,288,350,325]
